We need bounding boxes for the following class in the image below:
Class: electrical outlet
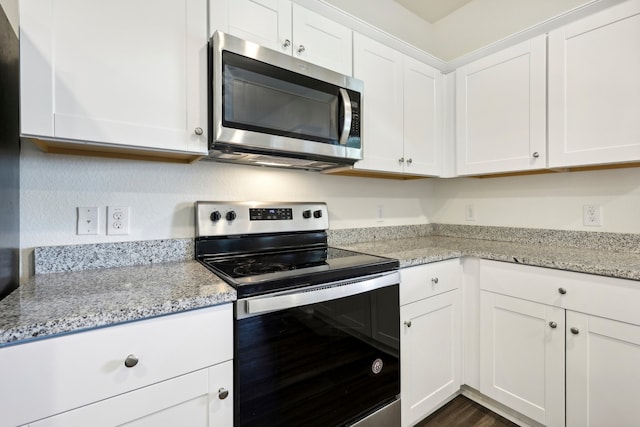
[107,206,130,235]
[583,205,602,226]
[77,207,99,235]
[465,204,476,221]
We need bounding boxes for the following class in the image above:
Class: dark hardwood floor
[414,396,519,427]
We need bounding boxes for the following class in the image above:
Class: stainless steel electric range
[195,201,400,427]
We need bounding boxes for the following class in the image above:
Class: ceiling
[394,0,473,23]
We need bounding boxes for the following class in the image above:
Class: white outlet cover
[465,204,476,221]
[583,204,602,227]
[107,206,130,235]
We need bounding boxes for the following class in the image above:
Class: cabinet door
[401,290,461,427]
[566,312,640,427]
[403,56,443,176]
[223,0,292,53]
[456,35,546,176]
[353,33,404,173]
[548,0,640,168]
[291,4,352,75]
[479,291,564,427]
[30,369,211,427]
[20,0,208,154]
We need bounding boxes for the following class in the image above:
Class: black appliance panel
[235,283,400,427]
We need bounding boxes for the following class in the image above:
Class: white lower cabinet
[566,312,640,427]
[479,291,565,427]
[477,259,640,427]
[400,260,461,427]
[2,304,233,427]
[28,361,232,427]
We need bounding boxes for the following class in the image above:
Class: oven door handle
[243,272,399,316]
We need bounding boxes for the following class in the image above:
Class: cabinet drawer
[1,304,232,427]
[400,258,461,306]
[479,260,640,325]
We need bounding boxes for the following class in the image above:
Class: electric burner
[194,202,399,298]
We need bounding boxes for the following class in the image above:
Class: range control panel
[249,208,293,221]
[196,201,329,237]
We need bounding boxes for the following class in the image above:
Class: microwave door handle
[338,88,352,146]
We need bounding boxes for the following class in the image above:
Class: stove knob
[210,211,222,222]
[226,210,237,221]
[302,209,312,219]
[313,210,323,219]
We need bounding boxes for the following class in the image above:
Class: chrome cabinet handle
[194,127,203,136]
[431,277,439,285]
[399,157,405,164]
[549,321,557,329]
[406,158,413,165]
[532,152,540,158]
[124,354,139,368]
[218,388,229,400]
[570,327,580,335]
[404,320,412,327]
[282,39,291,49]
[558,288,567,295]
[297,45,305,54]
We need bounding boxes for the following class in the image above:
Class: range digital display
[249,208,293,221]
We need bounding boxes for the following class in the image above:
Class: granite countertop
[3,225,640,348]
[336,235,640,281]
[0,260,236,347]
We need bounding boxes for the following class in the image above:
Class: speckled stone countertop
[334,232,640,282]
[4,224,640,347]
[0,261,235,347]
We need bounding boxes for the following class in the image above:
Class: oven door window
[222,51,349,146]
[235,284,399,427]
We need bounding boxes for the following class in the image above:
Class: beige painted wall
[0,0,18,36]
[323,0,591,60]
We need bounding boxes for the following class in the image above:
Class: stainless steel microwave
[207,31,363,171]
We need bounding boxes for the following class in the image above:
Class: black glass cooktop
[200,247,398,298]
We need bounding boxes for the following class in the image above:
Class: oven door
[234,273,400,427]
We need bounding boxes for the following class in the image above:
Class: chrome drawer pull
[218,388,229,400]
[124,354,139,368]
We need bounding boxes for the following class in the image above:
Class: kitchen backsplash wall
[431,167,640,233]
[22,137,640,279]
[19,142,432,278]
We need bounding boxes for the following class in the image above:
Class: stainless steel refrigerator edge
[0,4,20,301]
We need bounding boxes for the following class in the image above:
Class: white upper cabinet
[456,35,546,176]
[222,0,292,52]
[210,0,352,75]
[353,33,404,173]
[20,0,208,158]
[548,0,640,168]
[353,33,443,176]
[291,4,352,76]
[403,56,444,176]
